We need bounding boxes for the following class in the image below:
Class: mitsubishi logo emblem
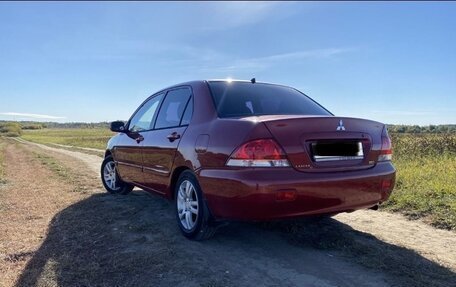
[336,120,345,131]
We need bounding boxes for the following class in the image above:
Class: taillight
[378,127,392,161]
[226,139,291,167]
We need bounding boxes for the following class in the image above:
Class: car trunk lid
[255,115,384,172]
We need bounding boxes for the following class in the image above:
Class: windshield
[207,81,332,118]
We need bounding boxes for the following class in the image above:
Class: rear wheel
[175,171,216,240]
[101,155,133,195]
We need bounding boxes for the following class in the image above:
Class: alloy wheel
[103,161,120,191]
[177,180,199,230]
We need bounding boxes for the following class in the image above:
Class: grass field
[0,139,5,184]
[384,133,456,230]
[19,128,456,230]
[3,140,454,287]
[22,128,114,150]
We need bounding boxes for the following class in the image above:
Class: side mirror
[110,121,126,132]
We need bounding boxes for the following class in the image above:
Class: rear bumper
[197,162,395,221]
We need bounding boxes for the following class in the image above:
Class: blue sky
[0,1,455,125]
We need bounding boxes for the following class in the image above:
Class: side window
[155,88,191,129]
[129,93,164,132]
[180,97,193,126]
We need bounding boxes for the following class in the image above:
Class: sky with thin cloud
[0,2,455,124]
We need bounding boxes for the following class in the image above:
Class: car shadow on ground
[15,190,456,287]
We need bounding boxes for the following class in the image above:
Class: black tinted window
[129,93,164,132]
[155,88,191,129]
[208,81,331,118]
[180,98,193,126]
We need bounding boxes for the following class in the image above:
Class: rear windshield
[207,81,332,118]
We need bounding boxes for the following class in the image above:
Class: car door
[114,93,164,184]
[141,87,193,193]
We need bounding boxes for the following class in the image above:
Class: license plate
[312,141,364,162]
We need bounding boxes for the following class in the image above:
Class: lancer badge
[336,120,345,131]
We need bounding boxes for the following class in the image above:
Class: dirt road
[1,139,455,287]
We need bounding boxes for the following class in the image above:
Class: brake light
[226,139,291,167]
[378,128,392,161]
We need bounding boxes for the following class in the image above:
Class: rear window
[208,81,331,118]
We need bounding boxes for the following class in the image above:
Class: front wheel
[175,171,216,240]
[101,155,133,195]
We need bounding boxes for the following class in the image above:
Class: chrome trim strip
[143,166,170,175]
[226,159,290,167]
[313,142,364,162]
[313,155,364,162]
[115,161,142,169]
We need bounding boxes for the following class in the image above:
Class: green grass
[22,128,114,150]
[32,152,86,193]
[382,133,456,230]
[20,128,456,230]
[0,122,22,137]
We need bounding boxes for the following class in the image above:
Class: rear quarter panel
[173,82,275,192]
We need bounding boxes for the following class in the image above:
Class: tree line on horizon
[387,124,456,133]
[0,120,455,134]
[0,121,111,130]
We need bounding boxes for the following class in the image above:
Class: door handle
[167,132,181,142]
[136,135,144,144]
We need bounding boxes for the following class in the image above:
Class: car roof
[156,79,296,96]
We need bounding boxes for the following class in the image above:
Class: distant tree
[437,125,448,133]
[386,124,456,134]
[408,125,421,133]
[21,124,43,130]
[0,122,22,137]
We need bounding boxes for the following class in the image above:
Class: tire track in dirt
[4,138,456,287]
[0,140,90,286]
[16,138,456,271]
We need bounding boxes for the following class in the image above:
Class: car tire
[175,170,216,240]
[101,155,133,195]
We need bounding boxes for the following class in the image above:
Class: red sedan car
[101,80,395,240]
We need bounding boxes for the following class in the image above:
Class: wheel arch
[104,150,112,158]
[169,166,193,200]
